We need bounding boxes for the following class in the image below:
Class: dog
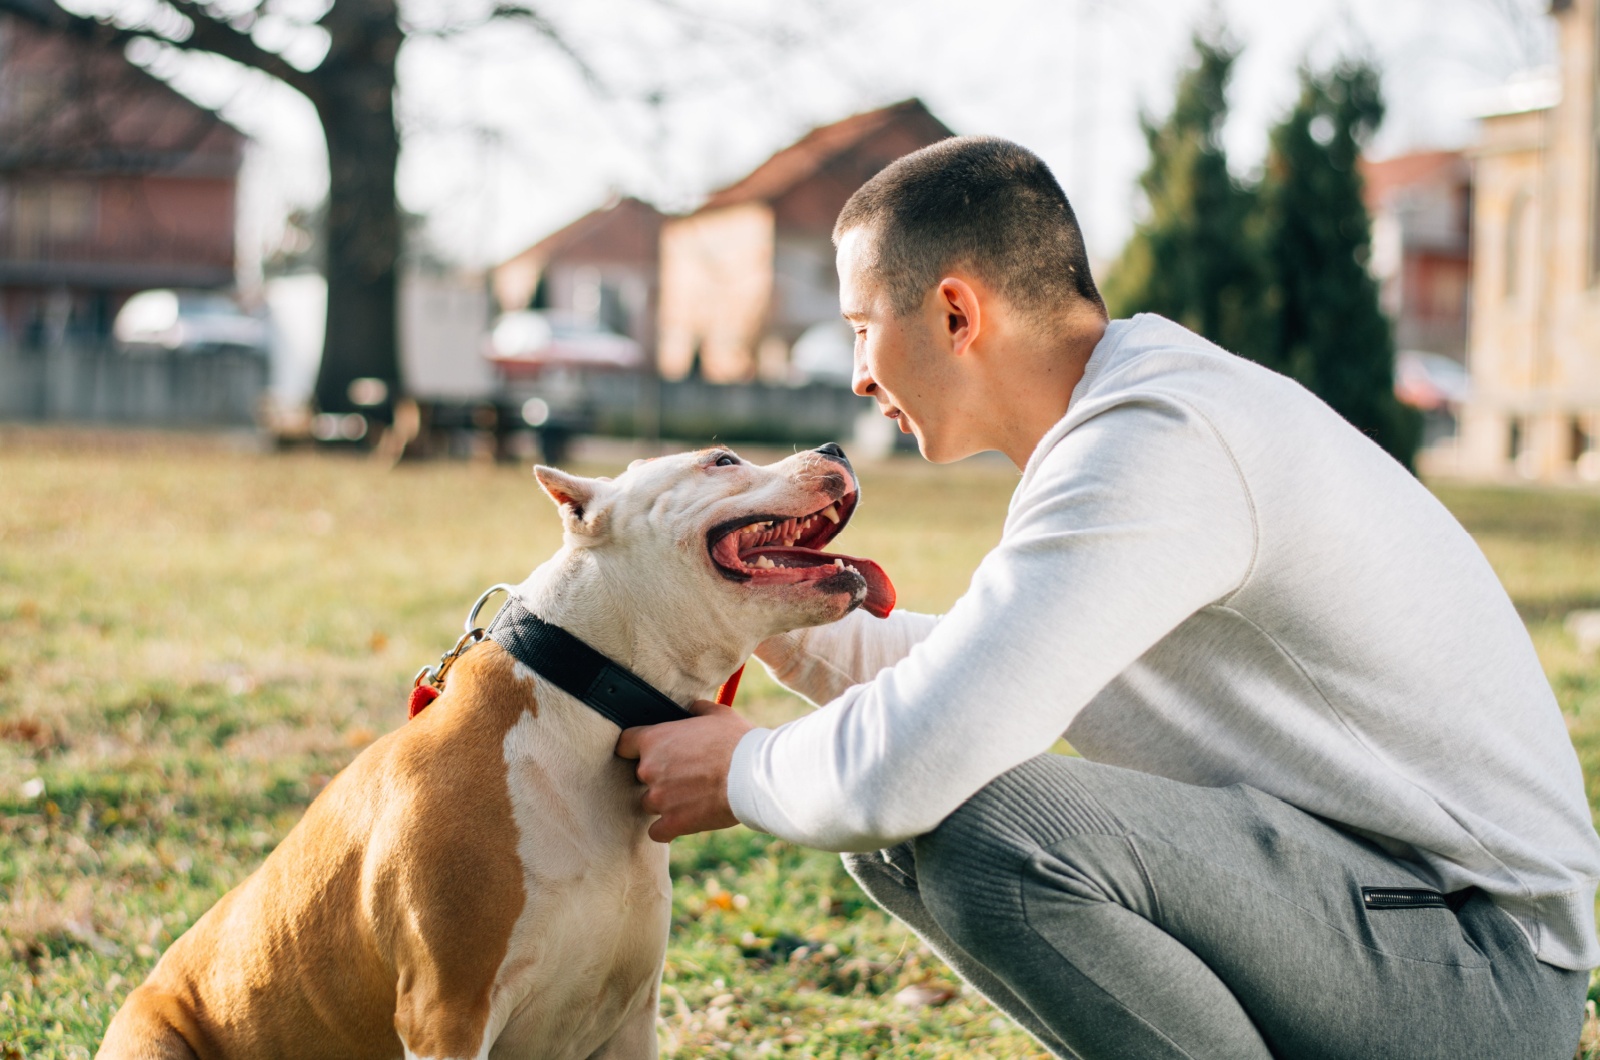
[95,443,892,1060]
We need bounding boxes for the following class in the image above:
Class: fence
[489,369,874,446]
[0,344,267,427]
[0,342,870,445]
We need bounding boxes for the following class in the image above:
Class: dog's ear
[535,465,608,536]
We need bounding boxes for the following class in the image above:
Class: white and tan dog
[97,444,892,1060]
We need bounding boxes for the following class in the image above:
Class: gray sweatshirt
[728,313,1600,971]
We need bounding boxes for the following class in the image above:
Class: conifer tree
[1102,31,1266,359]
[1259,61,1422,469]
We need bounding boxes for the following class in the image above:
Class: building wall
[657,203,774,382]
[1363,151,1471,360]
[771,233,838,336]
[0,15,242,344]
[1547,0,1600,413]
[1461,0,1600,481]
[2,173,235,278]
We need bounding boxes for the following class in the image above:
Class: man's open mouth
[707,490,895,618]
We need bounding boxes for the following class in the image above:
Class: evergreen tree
[1102,31,1266,359]
[1259,61,1422,469]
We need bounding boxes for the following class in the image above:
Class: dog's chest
[485,712,672,1057]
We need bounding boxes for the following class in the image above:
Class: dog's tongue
[838,553,895,618]
[745,546,896,618]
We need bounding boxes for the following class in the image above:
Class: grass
[0,430,1597,1057]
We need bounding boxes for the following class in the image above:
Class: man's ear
[534,465,608,536]
[937,276,982,357]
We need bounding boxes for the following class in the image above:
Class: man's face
[837,228,961,462]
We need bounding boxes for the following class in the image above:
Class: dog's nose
[813,442,849,465]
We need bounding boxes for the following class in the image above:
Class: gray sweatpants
[844,755,1589,1060]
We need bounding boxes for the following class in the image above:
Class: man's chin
[911,424,976,465]
[901,417,935,461]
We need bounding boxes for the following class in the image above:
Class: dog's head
[534,444,893,647]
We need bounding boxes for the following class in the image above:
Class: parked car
[113,289,269,357]
[484,310,645,373]
[1394,349,1471,411]
[1395,349,1472,448]
[483,311,646,462]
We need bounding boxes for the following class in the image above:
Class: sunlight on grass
[1,432,1597,1057]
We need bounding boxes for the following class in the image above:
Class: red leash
[408,683,441,719]
[715,664,745,707]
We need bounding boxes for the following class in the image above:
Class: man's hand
[616,699,754,843]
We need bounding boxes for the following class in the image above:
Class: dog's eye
[713,453,740,467]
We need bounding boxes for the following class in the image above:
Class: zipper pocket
[1361,886,1449,911]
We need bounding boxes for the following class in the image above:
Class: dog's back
[99,645,605,1060]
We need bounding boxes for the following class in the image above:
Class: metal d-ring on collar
[414,584,695,730]
[465,583,517,634]
[411,583,515,694]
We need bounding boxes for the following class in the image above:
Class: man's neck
[989,316,1106,468]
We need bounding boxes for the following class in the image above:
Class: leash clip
[419,628,487,690]
[410,584,518,696]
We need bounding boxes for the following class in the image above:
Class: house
[490,100,955,385]
[657,99,954,382]
[1361,150,1472,361]
[491,195,664,360]
[1457,0,1600,481]
[0,14,245,347]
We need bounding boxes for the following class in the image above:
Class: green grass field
[1,430,1598,1058]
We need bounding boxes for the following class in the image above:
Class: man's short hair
[835,136,1105,321]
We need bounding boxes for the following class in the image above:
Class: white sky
[124,0,1555,272]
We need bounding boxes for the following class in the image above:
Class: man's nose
[813,442,851,471]
[851,358,875,398]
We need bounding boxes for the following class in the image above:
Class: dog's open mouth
[707,490,895,618]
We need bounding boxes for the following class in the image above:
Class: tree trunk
[309,0,402,421]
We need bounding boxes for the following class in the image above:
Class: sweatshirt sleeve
[753,608,943,706]
[727,396,1257,851]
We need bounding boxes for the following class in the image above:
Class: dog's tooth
[753,556,775,569]
[833,558,843,569]
[821,504,840,524]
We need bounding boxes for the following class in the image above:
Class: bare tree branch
[158,0,322,96]
[411,3,606,96]
[0,0,319,99]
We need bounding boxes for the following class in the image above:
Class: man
[617,136,1600,1059]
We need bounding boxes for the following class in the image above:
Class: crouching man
[617,136,1600,1060]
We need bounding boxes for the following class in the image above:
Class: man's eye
[714,453,740,467]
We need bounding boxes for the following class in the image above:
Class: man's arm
[755,608,942,706]
[726,398,1257,851]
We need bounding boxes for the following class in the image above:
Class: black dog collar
[485,595,694,729]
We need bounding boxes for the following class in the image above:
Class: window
[9,181,96,256]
